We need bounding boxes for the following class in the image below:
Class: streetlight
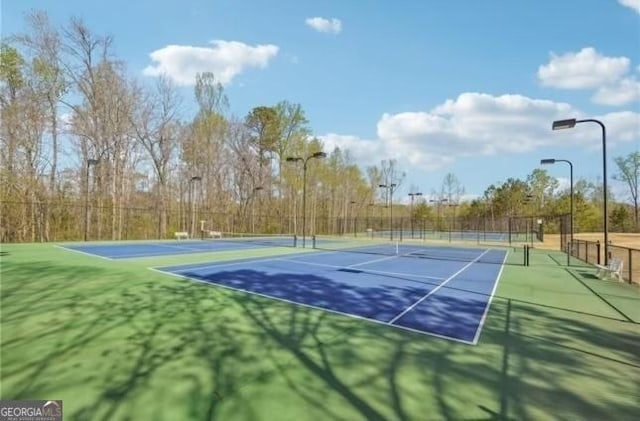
[252,186,264,233]
[408,192,423,238]
[429,198,448,233]
[286,151,327,247]
[447,202,459,242]
[541,158,574,247]
[553,118,608,264]
[84,158,100,241]
[349,200,357,236]
[379,183,397,240]
[367,202,375,237]
[189,176,202,237]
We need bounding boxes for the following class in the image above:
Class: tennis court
[153,244,506,343]
[59,233,296,259]
[2,241,638,420]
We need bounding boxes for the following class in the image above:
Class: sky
[2,0,640,203]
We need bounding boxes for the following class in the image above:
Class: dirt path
[539,232,640,250]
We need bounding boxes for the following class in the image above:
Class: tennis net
[202,232,297,247]
[312,235,524,265]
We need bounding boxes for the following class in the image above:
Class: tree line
[1,11,638,242]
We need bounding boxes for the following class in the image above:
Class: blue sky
[3,0,639,202]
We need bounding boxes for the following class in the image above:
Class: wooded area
[1,11,638,243]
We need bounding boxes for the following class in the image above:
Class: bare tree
[131,75,181,237]
[62,18,138,240]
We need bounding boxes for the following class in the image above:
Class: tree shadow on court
[221,267,639,420]
[2,256,639,420]
[2,259,299,420]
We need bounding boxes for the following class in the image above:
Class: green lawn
[1,243,638,420]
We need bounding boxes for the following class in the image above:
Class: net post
[596,240,600,265]
[293,235,297,248]
[311,235,316,249]
[567,242,570,266]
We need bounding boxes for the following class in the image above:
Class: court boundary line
[348,254,401,268]
[148,266,475,345]
[54,244,115,261]
[274,257,447,281]
[387,249,492,324]
[471,249,509,345]
[158,253,314,272]
[152,243,210,251]
[69,243,270,260]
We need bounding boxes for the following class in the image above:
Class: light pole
[553,118,608,264]
[379,183,397,240]
[84,158,99,241]
[286,151,327,247]
[429,198,448,233]
[541,158,574,246]
[189,176,202,238]
[524,193,534,244]
[367,202,374,233]
[408,192,422,238]
[252,186,263,233]
[349,200,357,236]
[448,202,458,242]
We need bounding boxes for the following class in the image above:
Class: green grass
[1,243,638,420]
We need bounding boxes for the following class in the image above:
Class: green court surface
[1,243,638,420]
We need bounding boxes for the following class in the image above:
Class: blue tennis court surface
[154,246,507,344]
[59,237,296,259]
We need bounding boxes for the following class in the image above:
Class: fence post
[628,248,633,284]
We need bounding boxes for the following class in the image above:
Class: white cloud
[537,47,630,89]
[143,40,279,86]
[619,0,640,13]
[538,47,640,106]
[318,93,640,172]
[305,17,342,34]
[592,77,640,105]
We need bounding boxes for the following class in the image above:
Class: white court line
[54,244,114,261]
[152,243,209,251]
[387,248,492,324]
[347,254,401,268]
[147,266,474,345]
[471,249,509,345]
[274,257,446,281]
[161,253,310,272]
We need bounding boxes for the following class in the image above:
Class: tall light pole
[252,186,264,233]
[429,198,448,233]
[286,151,326,247]
[189,175,202,237]
[553,118,608,264]
[349,200,357,236]
[84,158,99,241]
[541,158,574,246]
[408,192,422,238]
[448,202,458,242]
[379,183,397,240]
